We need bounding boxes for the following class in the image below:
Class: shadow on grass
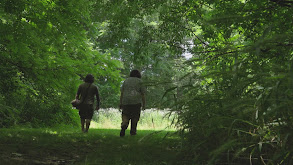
[0,128,182,165]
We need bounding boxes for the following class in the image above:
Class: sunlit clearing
[90,108,177,131]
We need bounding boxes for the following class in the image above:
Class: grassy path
[0,128,181,165]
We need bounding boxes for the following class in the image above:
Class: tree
[0,0,122,127]
[163,0,293,164]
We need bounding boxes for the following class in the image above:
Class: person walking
[119,70,146,137]
[75,74,100,133]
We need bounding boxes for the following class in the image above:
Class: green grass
[0,127,182,165]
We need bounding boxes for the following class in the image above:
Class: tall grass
[90,108,177,131]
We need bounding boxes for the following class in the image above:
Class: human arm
[95,87,100,110]
[75,86,81,99]
[140,80,146,110]
[119,90,123,110]
[141,94,146,110]
[119,82,125,110]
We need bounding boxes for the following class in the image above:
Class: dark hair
[84,74,94,83]
[130,70,141,78]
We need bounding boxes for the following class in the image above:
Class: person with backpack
[119,70,146,137]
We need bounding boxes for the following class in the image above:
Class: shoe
[120,129,125,137]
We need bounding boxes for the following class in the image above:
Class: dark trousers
[121,104,141,134]
[79,104,94,119]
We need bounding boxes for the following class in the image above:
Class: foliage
[0,0,122,127]
[160,0,293,164]
[89,1,189,108]
[91,0,292,164]
[1,0,292,164]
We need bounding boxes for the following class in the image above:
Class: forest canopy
[0,0,292,164]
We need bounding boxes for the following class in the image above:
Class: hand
[119,104,123,112]
[95,106,100,111]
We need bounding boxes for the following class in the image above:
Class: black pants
[121,104,141,134]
